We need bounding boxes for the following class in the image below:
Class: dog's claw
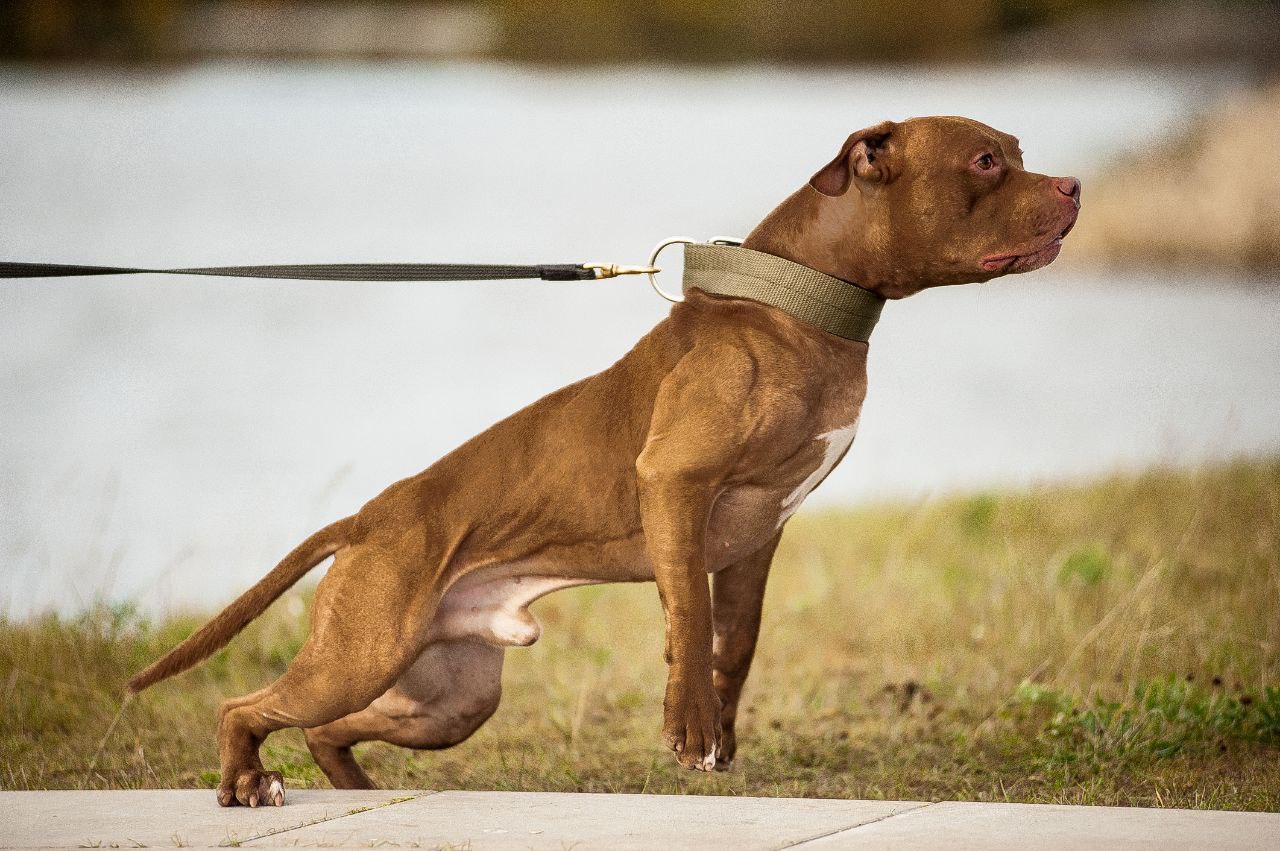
[219,769,286,807]
[667,726,720,771]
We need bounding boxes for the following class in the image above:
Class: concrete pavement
[2,790,1276,849]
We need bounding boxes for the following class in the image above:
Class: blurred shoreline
[1069,79,1280,272]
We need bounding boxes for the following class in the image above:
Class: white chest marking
[777,419,859,527]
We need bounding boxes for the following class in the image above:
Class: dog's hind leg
[305,638,505,788]
[711,531,780,771]
[304,738,374,790]
[215,541,442,807]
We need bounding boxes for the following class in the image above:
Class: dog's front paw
[217,769,285,807]
[662,679,722,771]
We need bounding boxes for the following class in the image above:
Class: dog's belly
[427,571,598,648]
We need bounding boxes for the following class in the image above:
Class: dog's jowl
[129,115,1080,806]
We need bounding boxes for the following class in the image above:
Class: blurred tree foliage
[1,0,181,62]
[495,0,1029,63]
[0,0,1266,63]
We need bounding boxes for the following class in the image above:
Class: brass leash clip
[584,236,743,303]
[582,262,661,279]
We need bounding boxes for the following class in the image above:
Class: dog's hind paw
[217,769,286,807]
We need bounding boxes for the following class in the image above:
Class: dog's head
[753,116,1080,299]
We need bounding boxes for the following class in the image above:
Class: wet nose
[1054,176,1081,207]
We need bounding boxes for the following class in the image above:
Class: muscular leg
[304,738,374,790]
[711,531,780,770]
[216,542,440,806]
[305,639,504,789]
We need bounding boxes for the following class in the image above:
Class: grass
[2,458,1279,809]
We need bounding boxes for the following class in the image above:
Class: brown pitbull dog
[129,116,1080,806]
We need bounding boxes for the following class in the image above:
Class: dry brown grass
[3,458,1279,809]
[1069,80,1280,271]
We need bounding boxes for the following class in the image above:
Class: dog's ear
[809,121,896,196]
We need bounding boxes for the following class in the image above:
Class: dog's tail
[126,517,354,695]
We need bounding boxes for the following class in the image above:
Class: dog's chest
[777,419,859,523]
[705,414,860,566]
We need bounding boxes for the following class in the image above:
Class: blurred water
[1,62,1276,617]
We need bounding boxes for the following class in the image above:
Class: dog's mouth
[980,219,1076,275]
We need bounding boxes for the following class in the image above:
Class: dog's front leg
[637,345,759,771]
[638,462,722,771]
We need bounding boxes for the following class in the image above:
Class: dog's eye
[974,153,996,171]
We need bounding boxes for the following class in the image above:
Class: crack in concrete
[230,791,437,847]
[778,801,938,848]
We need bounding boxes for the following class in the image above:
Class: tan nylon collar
[681,243,885,342]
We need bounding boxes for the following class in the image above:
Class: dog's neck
[742,185,919,300]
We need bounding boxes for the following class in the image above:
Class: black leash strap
[0,261,600,282]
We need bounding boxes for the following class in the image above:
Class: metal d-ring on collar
[646,235,745,303]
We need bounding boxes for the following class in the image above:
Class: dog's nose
[1054,176,1081,207]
